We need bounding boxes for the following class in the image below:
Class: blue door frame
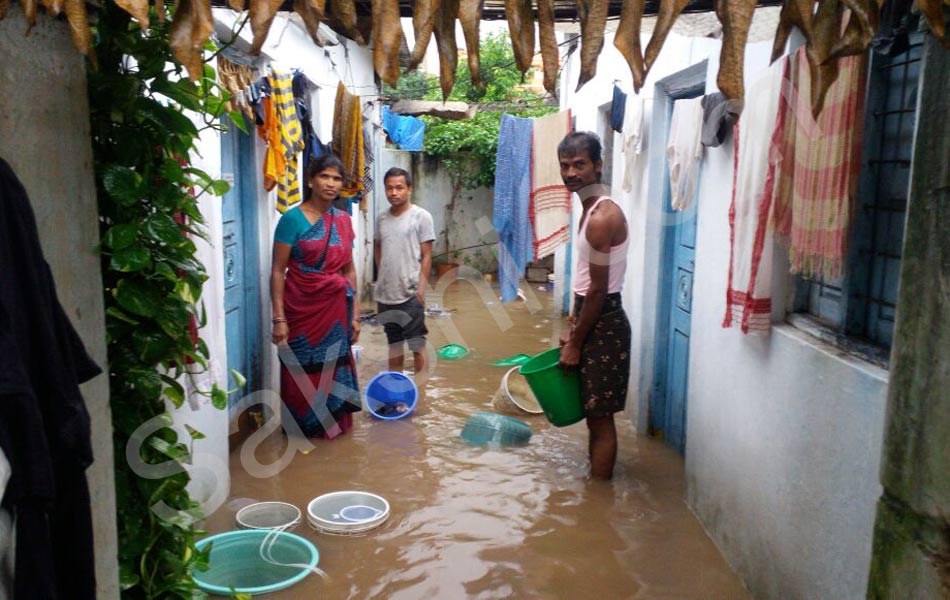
[648,63,706,454]
[221,124,262,414]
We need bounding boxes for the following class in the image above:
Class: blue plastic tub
[192,530,318,595]
[364,371,418,420]
[460,412,533,446]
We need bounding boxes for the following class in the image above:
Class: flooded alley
[207,282,749,599]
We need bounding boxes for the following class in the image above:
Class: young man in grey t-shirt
[374,167,435,381]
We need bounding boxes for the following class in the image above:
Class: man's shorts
[377,297,428,353]
[573,292,632,417]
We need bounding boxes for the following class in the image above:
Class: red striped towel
[530,110,573,260]
[773,48,867,279]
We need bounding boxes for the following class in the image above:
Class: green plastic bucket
[518,347,584,427]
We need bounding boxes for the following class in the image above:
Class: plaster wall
[560,20,890,599]
[0,7,119,597]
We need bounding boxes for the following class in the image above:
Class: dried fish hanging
[506,0,535,80]
[372,0,403,86]
[408,0,441,70]
[434,0,460,99]
[537,0,561,95]
[575,0,609,91]
[459,0,484,90]
[614,0,647,92]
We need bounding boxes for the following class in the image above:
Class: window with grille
[793,32,923,356]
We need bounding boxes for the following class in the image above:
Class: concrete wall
[377,150,497,274]
[560,17,890,599]
[0,7,119,598]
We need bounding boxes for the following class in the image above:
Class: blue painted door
[221,124,262,413]
[651,101,700,454]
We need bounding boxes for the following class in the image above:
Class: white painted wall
[0,8,118,597]
[560,20,889,599]
[174,12,378,517]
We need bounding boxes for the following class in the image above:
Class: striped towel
[494,114,535,303]
[530,110,573,260]
[332,82,365,199]
[723,57,789,334]
[270,70,304,213]
[773,48,867,279]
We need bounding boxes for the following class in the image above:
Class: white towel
[531,110,573,260]
[722,57,789,334]
[666,98,704,211]
[621,95,645,193]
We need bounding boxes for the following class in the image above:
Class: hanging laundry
[494,114,535,303]
[332,82,365,199]
[531,110,573,261]
[217,55,256,122]
[381,105,426,151]
[666,97,704,211]
[611,84,627,133]
[361,109,375,200]
[292,70,319,168]
[773,48,867,279]
[722,58,789,334]
[621,95,644,193]
[700,92,740,148]
[0,158,102,598]
[258,70,305,213]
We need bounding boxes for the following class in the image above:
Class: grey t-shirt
[374,204,436,304]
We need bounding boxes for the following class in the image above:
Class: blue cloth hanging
[381,105,426,151]
[493,114,535,303]
[611,85,627,133]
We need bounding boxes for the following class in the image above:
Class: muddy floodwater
[206,282,750,599]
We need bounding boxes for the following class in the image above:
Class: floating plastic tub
[460,412,533,446]
[365,371,418,420]
[519,347,584,427]
[492,367,544,415]
[437,343,469,360]
[192,530,318,595]
[307,491,390,535]
[235,501,302,530]
[491,353,532,367]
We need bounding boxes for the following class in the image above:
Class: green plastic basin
[518,347,584,427]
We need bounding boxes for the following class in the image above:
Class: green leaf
[154,262,178,282]
[145,213,187,247]
[230,369,246,389]
[106,306,140,326]
[103,223,138,250]
[151,77,203,112]
[159,157,185,183]
[185,424,206,440]
[228,111,249,134]
[114,279,163,317]
[102,166,143,206]
[132,329,175,365]
[118,563,141,591]
[162,380,186,408]
[210,384,227,410]
[148,437,188,460]
[111,246,152,272]
[175,278,201,304]
[209,179,230,196]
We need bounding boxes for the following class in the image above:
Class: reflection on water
[206,283,749,599]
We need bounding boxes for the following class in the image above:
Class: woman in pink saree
[270,155,361,438]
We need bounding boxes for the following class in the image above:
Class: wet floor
[206,281,750,599]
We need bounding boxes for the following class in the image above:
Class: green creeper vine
[88,2,243,597]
